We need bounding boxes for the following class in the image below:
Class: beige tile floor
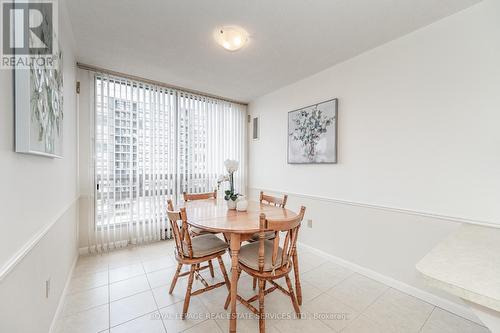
[54,240,490,333]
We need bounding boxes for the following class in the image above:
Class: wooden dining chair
[183,190,217,202]
[249,191,289,242]
[183,191,218,237]
[252,189,288,240]
[259,191,288,208]
[225,206,306,333]
[182,190,219,277]
[166,199,231,319]
[250,191,303,306]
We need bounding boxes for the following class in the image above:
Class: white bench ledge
[417,224,500,313]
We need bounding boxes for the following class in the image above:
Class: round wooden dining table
[181,199,300,333]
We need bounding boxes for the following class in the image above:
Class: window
[94,75,246,234]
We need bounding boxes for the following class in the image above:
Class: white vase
[227,199,237,210]
[236,198,248,212]
[217,188,225,202]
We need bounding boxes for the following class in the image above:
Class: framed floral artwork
[288,98,338,164]
[15,49,64,158]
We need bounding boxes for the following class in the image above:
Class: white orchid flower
[224,159,239,173]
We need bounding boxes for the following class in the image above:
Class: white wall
[248,0,500,320]
[0,0,79,331]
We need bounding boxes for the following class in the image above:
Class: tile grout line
[107,259,168,330]
[58,245,175,331]
[213,317,226,333]
[418,306,436,332]
[107,264,111,332]
[323,270,356,292]
[65,281,108,296]
[110,284,152,303]
[362,285,391,311]
[331,284,391,329]
[58,304,110,320]
[433,306,490,329]
[55,262,111,322]
[108,309,160,331]
[301,262,356,304]
[315,291,363,331]
[141,259,168,333]
[178,317,216,333]
[109,274,146,284]
[70,259,166,295]
[335,283,392,332]
[354,286,391,326]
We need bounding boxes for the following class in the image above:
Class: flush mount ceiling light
[214,26,249,51]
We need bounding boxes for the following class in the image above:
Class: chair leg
[253,277,257,290]
[208,260,215,278]
[224,290,231,310]
[258,278,266,333]
[224,267,241,310]
[292,252,302,305]
[169,263,182,294]
[194,263,201,281]
[182,264,196,319]
[285,274,301,316]
[217,256,231,291]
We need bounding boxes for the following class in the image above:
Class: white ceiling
[66,0,481,103]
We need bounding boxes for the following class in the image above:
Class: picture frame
[15,50,64,158]
[287,98,338,164]
[11,0,63,158]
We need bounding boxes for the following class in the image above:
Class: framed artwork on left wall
[15,49,64,158]
[12,0,63,158]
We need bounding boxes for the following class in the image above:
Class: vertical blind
[88,73,246,252]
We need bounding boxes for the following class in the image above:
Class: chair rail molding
[249,187,499,228]
[0,196,80,282]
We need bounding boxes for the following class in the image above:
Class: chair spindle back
[183,191,217,201]
[167,199,193,259]
[257,206,306,273]
[260,191,288,208]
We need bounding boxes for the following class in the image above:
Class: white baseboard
[298,242,482,325]
[78,246,89,255]
[78,239,129,256]
[49,254,78,333]
[78,237,170,256]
